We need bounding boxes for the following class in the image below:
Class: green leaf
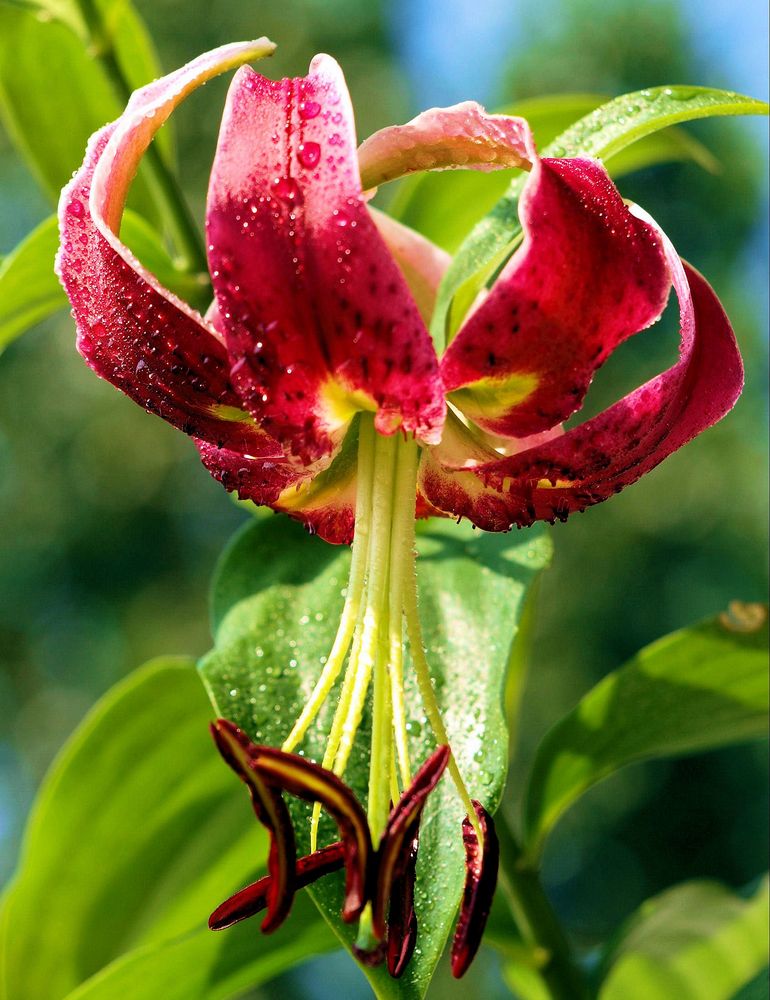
[0,2,168,220]
[0,211,210,351]
[63,903,333,1000]
[389,93,717,254]
[199,515,552,999]
[598,877,770,1000]
[0,216,65,350]
[523,606,769,862]
[432,85,769,343]
[0,657,335,1000]
[10,0,89,40]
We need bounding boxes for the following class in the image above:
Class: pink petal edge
[56,41,281,459]
[357,102,535,190]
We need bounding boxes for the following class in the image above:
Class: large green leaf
[432,86,769,343]
[0,1,168,220]
[64,904,333,1000]
[199,514,552,999]
[523,607,769,862]
[598,877,770,1000]
[389,93,717,254]
[0,657,335,1000]
[0,210,210,351]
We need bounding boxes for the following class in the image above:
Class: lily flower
[208,720,494,977]
[56,40,742,975]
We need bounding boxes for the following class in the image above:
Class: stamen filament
[294,414,482,858]
[387,437,419,789]
[282,418,376,753]
[398,444,484,845]
[338,430,397,842]
[310,619,364,851]
[389,740,401,805]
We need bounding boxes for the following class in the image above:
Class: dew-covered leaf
[199,514,551,998]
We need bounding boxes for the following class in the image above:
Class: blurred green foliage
[0,0,767,997]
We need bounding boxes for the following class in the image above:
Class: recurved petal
[210,720,297,933]
[441,157,671,439]
[206,55,445,463]
[209,841,345,930]
[56,41,281,458]
[422,219,743,530]
[195,412,358,544]
[451,801,499,979]
[253,746,373,922]
[357,103,535,190]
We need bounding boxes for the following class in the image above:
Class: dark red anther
[372,745,449,939]
[450,800,499,978]
[210,841,345,930]
[250,745,373,923]
[386,831,419,978]
[210,720,297,932]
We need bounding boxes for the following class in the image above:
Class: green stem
[91,38,210,275]
[496,814,589,1000]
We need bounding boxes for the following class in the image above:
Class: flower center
[282,413,478,851]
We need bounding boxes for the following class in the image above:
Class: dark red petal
[451,801,499,979]
[441,158,670,438]
[423,233,743,530]
[252,746,373,922]
[196,440,357,544]
[206,56,445,464]
[369,208,451,325]
[209,841,345,930]
[56,43,281,459]
[372,745,450,938]
[210,720,296,933]
[386,832,420,979]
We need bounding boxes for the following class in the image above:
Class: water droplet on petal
[298,141,321,168]
[273,176,300,202]
[299,100,321,120]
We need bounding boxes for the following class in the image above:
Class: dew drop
[273,176,300,202]
[298,141,321,168]
[67,198,84,218]
[299,100,321,120]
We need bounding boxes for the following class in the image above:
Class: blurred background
[0,0,767,996]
